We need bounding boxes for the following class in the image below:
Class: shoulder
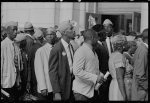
[74,45,85,56]
[1,38,9,48]
[136,43,148,55]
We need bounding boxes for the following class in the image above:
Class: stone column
[140,3,148,32]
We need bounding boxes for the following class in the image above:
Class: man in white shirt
[1,21,19,101]
[72,29,104,101]
[103,19,115,56]
[34,27,57,101]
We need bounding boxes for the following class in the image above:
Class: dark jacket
[25,35,34,56]
[95,42,109,74]
[28,42,42,94]
[49,40,73,100]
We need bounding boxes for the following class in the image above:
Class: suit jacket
[1,37,16,88]
[49,40,72,100]
[34,43,53,93]
[131,43,148,101]
[95,42,109,74]
[25,35,34,56]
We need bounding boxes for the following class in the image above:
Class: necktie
[68,44,73,64]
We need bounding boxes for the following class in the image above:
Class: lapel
[102,41,109,54]
[59,41,68,59]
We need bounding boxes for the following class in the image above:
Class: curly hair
[112,34,127,52]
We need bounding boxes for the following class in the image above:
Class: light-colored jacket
[131,43,148,101]
[72,43,99,98]
[1,37,17,88]
[34,43,53,93]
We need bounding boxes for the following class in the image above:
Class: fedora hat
[24,22,34,31]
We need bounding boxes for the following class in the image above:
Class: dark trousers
[97,75,112,101]
[2,85,21,102]
[73,92,95,103]
[35,92,53,102]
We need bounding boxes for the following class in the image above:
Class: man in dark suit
[49,20,76,101]
[131,28,148,101]
[27,29,44,97]
[24,22,35,91]
[92,25,111,101]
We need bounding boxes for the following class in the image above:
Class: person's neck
[85,40,93,50]
[47,41,53,46]
[62,36,70,44]
[8,36,14,41]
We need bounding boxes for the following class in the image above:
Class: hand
[26,82,30,92]
[54,93,61,101]
[41,89,48,96]
[97,72,104,84]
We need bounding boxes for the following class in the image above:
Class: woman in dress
[108,34,127,101]
[123,41,137,100]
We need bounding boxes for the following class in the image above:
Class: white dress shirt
[72,43,100,98]
[34,43,53,93]
[61,38,74,73]
[1,37,17,88]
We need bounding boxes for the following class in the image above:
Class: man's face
[7,26,18,40]
[45,32,57,44]
[65,26,75,40]
[135,38,143,46]
[104,25,112,33]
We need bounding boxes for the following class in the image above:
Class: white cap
[14,33,26,42]
[33,29,43,39]
[103,19,113,26]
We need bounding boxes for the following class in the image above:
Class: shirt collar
[45,42,52,48]
[61,38,69,48]
[6,37,14,44]
[143,43,148,48]
[26,33,35,40]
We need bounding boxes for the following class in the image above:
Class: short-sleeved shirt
[109,52,126,79]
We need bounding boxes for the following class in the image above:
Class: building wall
[1,2,147,33]
[98,3,141,14]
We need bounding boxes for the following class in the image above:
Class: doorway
[101,15,120,33]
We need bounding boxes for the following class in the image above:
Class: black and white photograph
[1,1,148,102]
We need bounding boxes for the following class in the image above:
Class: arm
[73,50,98,84]
[116,67,127,100]
[34,50,47,92]
[1,45,4,86]
[114,54,127,100]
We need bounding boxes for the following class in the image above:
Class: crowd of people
[1,19,148,102]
